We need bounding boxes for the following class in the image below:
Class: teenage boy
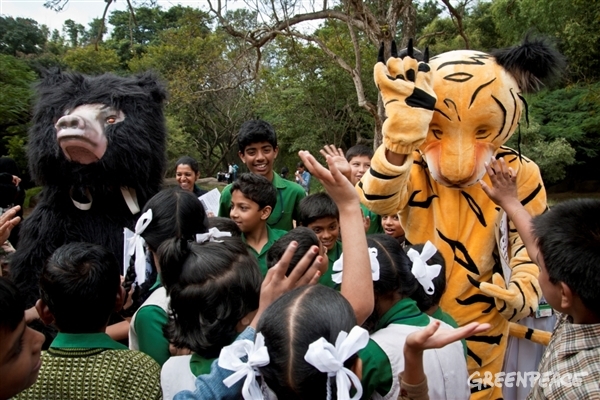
[0,278,44,400]
[230,173,286,275]
[321,144,384,234]
[298,192,341,288]
[15,242,161,400]
[218,119,306,231]
[481,158,600,399]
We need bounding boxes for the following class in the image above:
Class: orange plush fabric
[360,50,547,400]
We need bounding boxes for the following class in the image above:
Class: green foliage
[527,84,600,162]
[62,45,120,74]
[0,16,46,56]
[506,122,576,184]
[0,55,35,163]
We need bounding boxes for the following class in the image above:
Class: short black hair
[208,216,242,237]
[175,156,199,174]
[298,193,339,227]
[257,285,357,399]
[159,237,261,358]
[238,119,277,154]
[404,243,446,312]
[345,144,373,162]
[296,161,305,169]
[267,227,320,274]
[40,242,121,333]
[231,173,277,210]
[0,277,25,333]
[532,198,600,318]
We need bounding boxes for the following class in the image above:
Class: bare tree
[209,0,419,147]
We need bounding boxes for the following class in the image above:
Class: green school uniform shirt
[190,352,217,376]
[359,298,430,399]
[320,241,342,288]
[432,306,467,358]
[218,173,306,231]
[15,332,161,400]
[361,203,384,235]
[134,275,170,366]
[243,226,287,275]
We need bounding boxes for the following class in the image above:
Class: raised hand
[406,320,491,353]
[374,39,436,155]
[0,205,21,244]
[251,241,324,328]
[298,150,359,209]
[320,145,351,180]
[480,157,519,210]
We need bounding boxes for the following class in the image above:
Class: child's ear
[35,299,55,326]
[261,205,273,220]
[114,286,126,312]
[559,282,574,310]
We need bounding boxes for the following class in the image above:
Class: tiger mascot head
[419,38,563,188]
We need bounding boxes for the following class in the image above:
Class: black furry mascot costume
[10,70,167,309]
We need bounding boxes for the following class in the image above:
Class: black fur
[10,70,167,307]
[492,35,565,93]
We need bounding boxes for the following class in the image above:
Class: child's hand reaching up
[251,241,324,328]
[480,158,519,210]
[298,150,358,210]
[320,145,351,180]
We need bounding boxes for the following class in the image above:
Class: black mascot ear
[38,68,84,90]
[492,35,566,93]
[135,71,168,105]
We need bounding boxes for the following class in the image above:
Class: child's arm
[480,158,540,264]
[400,321,490,398]
[299,150,373,324]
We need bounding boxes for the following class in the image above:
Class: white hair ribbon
[219,332,270,400]
[304,326,369,400]
[195,227,232,243]
[407,241,442,295]
[331,248,380,284]
[126,209,153,285]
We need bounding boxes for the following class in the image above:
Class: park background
[1,0,599,206]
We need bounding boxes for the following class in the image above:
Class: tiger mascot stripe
[359,40,563,399]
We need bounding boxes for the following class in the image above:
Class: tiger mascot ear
[491,35,566,93]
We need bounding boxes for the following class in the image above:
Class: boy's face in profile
[307,217,339,251]
[0,319,44,400]
[230,190,271,234]
[349,155,371,186]
[239,142,279,180]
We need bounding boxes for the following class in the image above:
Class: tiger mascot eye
[359,38,563,400]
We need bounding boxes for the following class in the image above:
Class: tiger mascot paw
[469,272,541,322]
[374,39,436,155]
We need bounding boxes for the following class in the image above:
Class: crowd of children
[1,119,599,400]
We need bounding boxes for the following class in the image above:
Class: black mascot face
[11,70,167,310]
[28,71,167,200]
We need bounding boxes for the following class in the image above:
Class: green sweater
[15,332,161,400]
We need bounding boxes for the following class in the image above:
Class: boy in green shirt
[298,192,342,288]
[230,173,286,275]
[16,242,161,400]
[218,119,305,231]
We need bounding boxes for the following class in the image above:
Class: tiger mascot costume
[358,38,563,399]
